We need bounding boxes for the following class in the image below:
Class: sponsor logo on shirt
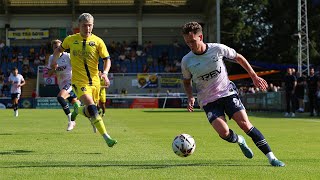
[89,41,95,46]
[73,40,79,44]
[56,66,67,71]
[198,66,222,81]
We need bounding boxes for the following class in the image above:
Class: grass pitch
[0,109,320,179]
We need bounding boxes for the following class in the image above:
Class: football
[172,133,196,157]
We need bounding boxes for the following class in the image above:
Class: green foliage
[220,0,320,65]
[1,109,320,179]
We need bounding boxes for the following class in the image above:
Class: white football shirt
[8,73,25,94]
[47,52,72,90]
[181,43,237,107]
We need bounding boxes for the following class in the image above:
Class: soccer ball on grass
[172,133,196,157]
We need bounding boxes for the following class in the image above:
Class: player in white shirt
[8,67,25,117]
[181,22,285,167]
[47,39,80,131]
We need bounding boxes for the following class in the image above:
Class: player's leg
[99,89,106,117]
[78,85,117,147]
[11,93,19,117]
[232,110,285,167]
[68,90,80,122]
[57,88,75,130]
[203,100,253,159]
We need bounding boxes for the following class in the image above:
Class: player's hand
[51,63,58,70]
[187,97,195,112]
[101,73,110,88]
[252,76,268,91]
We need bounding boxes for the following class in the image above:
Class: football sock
[91,116,108,136]
[266,152,277,163]
[221,129,238,143]
[57,96,70,115]
[88,105,108,136]
[247,127,272,154]
[67,113,72,122]
[13,103,18,111]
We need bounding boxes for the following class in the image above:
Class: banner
[42,68,57,85]
[0,97,34,108]
[160,74,181,88]
[137,73,158,88]
[8,29,49,40]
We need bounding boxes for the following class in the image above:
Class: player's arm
[51,46,65,70]
[181,60,195,112]
[183,78,195,112]
[19,80,26,87]
[46,55,56,76]
[101,57,111,88]
[234,53,268,91]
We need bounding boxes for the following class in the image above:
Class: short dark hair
[12,67,18,71]
[182,22,203,35]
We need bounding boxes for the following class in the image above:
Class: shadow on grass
[0,133,13,136]
[143,110,202,113]
[0,160,267,169]
[0,150,34,155]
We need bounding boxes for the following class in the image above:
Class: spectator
[11,53,18,63]
[34,54,41,67]
[0,40,4,49]
[284,68,297,117]
[17,52,24,63]
[142,64,149,73]
[22,65,31,79]
[307,67,318,116]
[39,53,46,65]
[39,44,47,55]
[22,57,29,66]
[295,74,306,113]
[1,82,10,97]
[268,83,278,92]
[0,69,4,81]
[147,55,153,67]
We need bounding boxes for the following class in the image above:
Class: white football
[172,133,196,157]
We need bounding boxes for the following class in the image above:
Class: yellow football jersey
[61,33,109,85]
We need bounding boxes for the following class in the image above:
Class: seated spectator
[39,44,47,55]
[268,83,278,92]
[147,55,153,67]
[1,82,10,97]
[34,54,41,67]
[0,40,4,49]
[142,64,149,73]
[17,52,24,63]
[23,57,29,66]
[120,65,127,73]
[164,64,171,73]
[118,51,126,61]
[39,53,46,65]
[28,65,36,77]
[0,69,4,81]
[0,80,3,97]
[11,53,18,63]
[22,65,31,79]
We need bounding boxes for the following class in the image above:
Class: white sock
[103,133,111,140]
[266,152,277,162]
[67,113,72,122]
[237,135,244,144]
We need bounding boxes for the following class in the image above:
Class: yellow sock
[91,116,107,135]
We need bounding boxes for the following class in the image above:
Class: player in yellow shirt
[98,71,107,117]
[51,13,117,147]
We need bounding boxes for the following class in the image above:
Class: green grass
[1,109,320,179]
